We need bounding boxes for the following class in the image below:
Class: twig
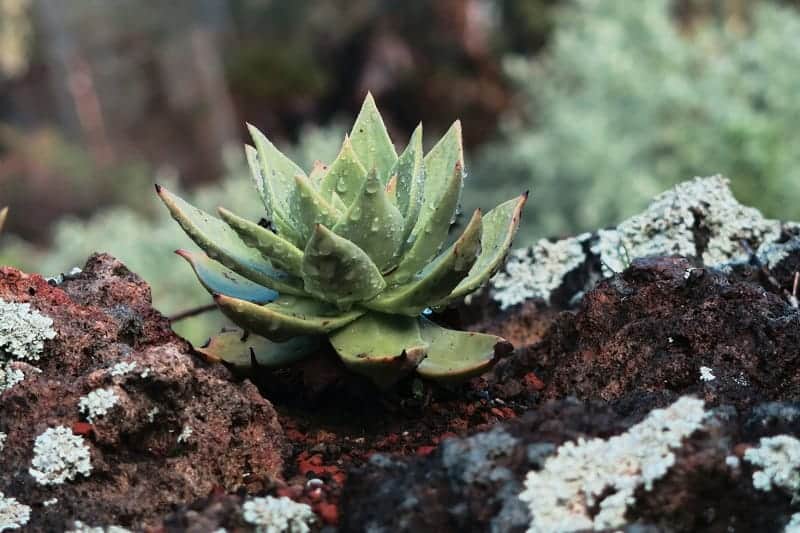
[169,303,217,323]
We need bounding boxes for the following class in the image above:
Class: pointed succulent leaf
[302,224,386,307]
[330,191,347,213]
[320,136,368,206]
[416,318,513,382]
[332,167,404,272]
[175,250,278,304]
[0,206,6,233]
[244,140,304,246]
[247,124,306,217]
[244,144,272,218]
[196,330,320,368]
[366,209,482,316]
[422,120,463,205]
[215,293,364,341]
[218,206,304,277]
[349,93,397,183]
[387,162,464,284]
[329,313,428,389]
[390,124,425,225]
[157,185,306,295]
[293,174,343,242]
[439,193,528,304]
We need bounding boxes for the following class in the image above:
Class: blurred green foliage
[470,0,800,242]
[1,124,344,344]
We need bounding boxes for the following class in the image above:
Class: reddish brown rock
[0,254,286,531]
[492,255,800,412]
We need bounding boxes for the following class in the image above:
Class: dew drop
[365,180,379,194]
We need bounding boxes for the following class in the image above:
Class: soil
[3,244,800,531]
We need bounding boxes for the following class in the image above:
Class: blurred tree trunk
[32,0,236,181]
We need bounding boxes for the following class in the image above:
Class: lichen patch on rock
[0,299,56,362]
[28,426,93,486]
[242,496,317,533]
[0,492,31,531]
[489,175,799,309]
[519,396,706,532]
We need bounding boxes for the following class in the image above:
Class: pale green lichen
[78,388,119,424]
[786,513,800,533]
[441,427,518,484]
[29,426,92,486]
[108,361,137,377]
[699,366,716,382]
[67,522,133,533]
[0,365,24,394]
[594,176,789,276]
[744,435,800,494]
[0,299,56,362]
[0,493,30,532]
[492,235,587,309]
[492,176,796,308]
[744,436,800,533]
[176,425,193,444]
[242,496,316,533]
[519,396,707,532]
[757,237,800,271]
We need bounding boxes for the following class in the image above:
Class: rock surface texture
[3,176,800,532]
[0,254,286,531]
[341,398,800,532]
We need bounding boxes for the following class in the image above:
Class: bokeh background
[1,0,799,341]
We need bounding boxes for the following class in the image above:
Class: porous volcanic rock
[0,254,286,531]
[341,398,800,532]
[491,255,800,413]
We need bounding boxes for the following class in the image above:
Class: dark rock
[493,255,800,411]
[341,398,800,532]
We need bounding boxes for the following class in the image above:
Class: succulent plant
[158,94,526,388]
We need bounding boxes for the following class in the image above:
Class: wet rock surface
[0,254,286,531]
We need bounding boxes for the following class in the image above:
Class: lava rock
[341,398,800,532]
[0,254,287,531]
[494,255,800,412]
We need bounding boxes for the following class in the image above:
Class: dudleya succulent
[158,94,526,387]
